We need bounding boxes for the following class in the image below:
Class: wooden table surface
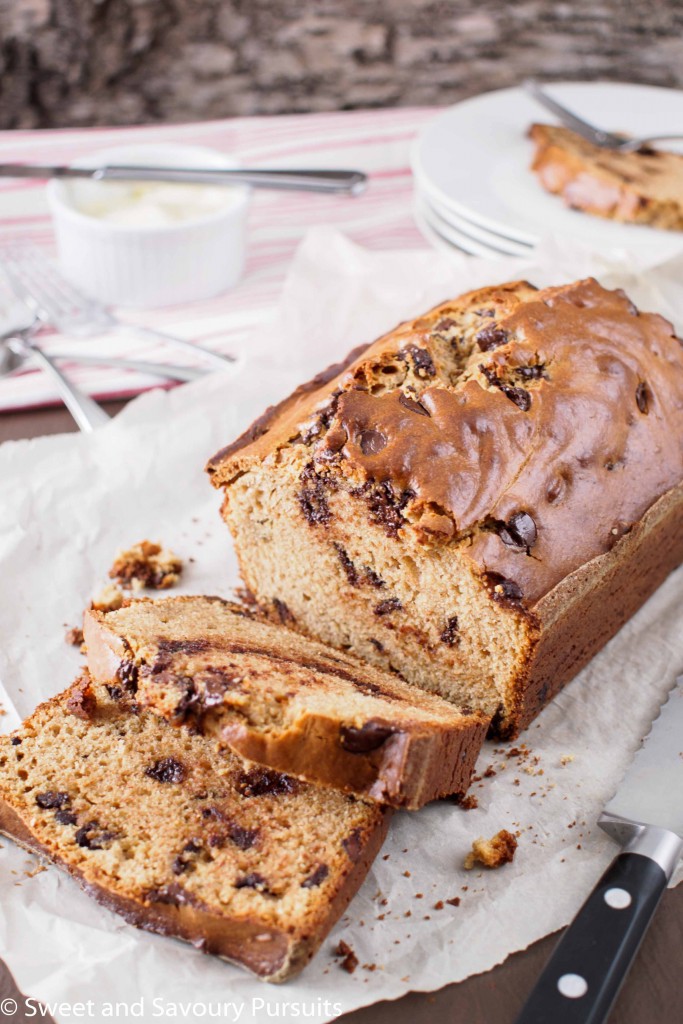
[2,402,681,1024]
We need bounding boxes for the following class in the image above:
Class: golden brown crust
[529,123,683,229]
[507,480,683,736]
[83,598,488,809]
[208,279,683,606]
[206,343,373,476]
[222,709,487,809]
[206,283,533,487]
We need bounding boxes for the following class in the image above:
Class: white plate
[416,193,518,258]
[418,185,532,256]
[414,199,459,255]
[414,196,508,259]
[412,82,683,260]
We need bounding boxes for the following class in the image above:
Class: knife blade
[515,677,683,1024]
[0,163,368,195]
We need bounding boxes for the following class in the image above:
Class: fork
[0,320,110,431]
[524,79,683,153]
[1,246,236,371]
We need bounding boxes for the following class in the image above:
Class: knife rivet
[604,887,632,909]
[557,973,588,999]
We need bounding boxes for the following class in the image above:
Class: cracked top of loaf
[207,278,683,606]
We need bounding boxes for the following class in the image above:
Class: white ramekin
[48,143,250,308]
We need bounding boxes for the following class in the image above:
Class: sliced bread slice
[529,122,683,229]
[83,596,488,810]
[0,673,390,982]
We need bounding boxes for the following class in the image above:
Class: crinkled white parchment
[1,229,682,1024]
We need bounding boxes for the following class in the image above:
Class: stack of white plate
[412,82,683,262]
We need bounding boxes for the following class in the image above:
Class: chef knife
[0,163,367,195]
[515,677,683,1024]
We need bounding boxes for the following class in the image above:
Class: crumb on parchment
[64,626,84,647]
[459,794,479,810]
[90,582,125,613]
[109,540,182,591]
[334,940,359,974]
[464,829,518,870]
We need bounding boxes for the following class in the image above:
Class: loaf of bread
[529,123,683,230]
[0,674,389,982]
[207,278,683,738]
[83,595,487,809]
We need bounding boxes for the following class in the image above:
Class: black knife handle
[514,852,667,1024]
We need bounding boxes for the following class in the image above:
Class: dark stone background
[1,0,682,129]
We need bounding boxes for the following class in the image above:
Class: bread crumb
[334,940,358,974]
[65,675,97,721]
[464,829,518,870]
[459,794,479,810]
[446,896,461,907]
[24,862,47,879]
[560,754,575,766]
[64,626,84,647]
[433,900,444,910]
[109,540,182,591]
[91,582,125,613]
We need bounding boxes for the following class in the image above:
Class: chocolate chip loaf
[0,674,389,982]
[83,595,488,809]
[529,123,683,230]
[207,278,683,737]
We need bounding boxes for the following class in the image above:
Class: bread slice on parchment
[0,673,390,982]
[529,122,683,229]
[83,595,488,810]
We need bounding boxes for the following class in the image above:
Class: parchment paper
[1,228,682,1024]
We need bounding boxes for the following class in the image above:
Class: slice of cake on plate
[529,122,683,229]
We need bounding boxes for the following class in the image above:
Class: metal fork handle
[524,79,624,149]
[110,323,235,370]
[49,350,206,382]
[9,337,110,432]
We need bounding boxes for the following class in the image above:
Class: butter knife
[515,678,683,1024]
[0,164,367,196]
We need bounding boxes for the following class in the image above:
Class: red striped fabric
[0,107,432,411]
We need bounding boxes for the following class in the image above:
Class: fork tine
[9,247,76,320]
[1,251,43,317]
[1,244,91,327]
[23,247,83,308]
